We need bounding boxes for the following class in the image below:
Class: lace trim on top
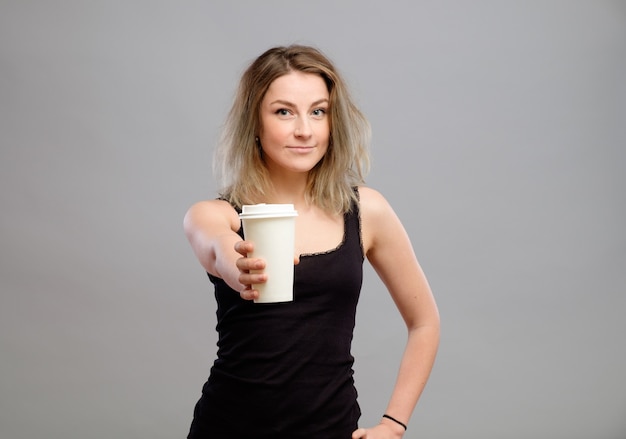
[217,188,364,259]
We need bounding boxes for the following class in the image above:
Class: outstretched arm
[183,199,266,300]
[353,187,440,439]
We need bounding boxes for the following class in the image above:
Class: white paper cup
[239,204,298,303]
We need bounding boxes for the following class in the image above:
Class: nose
[294,116,312,138]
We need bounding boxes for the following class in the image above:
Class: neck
[266,172,310,207]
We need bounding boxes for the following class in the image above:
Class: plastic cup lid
[239,203,298,219]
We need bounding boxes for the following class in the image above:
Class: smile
[286,146,315,152]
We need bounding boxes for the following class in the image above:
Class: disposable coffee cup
[239,204,298,303]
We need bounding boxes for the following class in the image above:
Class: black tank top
[188,199,364,439]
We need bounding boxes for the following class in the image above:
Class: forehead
[263,71,329,102]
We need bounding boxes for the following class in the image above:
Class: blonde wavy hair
[214,44,370,214]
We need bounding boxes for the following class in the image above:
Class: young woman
[184,45,439,439]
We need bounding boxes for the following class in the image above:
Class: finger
[238,272,267,287]
[239,286,259,301]
[236,256,265,272]
[234,240,253,256]
[352,428,367,438]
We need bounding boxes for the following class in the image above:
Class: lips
[286,146,315,152]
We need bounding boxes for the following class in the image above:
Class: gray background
[1,1,624,438]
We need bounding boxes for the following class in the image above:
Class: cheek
[319,123,331,142]
[261,120,287,143]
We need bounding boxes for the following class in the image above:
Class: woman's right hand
[233,240,267,301]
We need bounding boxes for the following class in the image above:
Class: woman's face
[258,71,330,177]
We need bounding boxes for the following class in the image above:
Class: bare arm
[353,187,440,438]
[183,199,266,300]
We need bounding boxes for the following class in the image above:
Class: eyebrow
[269,98,329,107]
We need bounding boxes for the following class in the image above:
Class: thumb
[352,427,368,438]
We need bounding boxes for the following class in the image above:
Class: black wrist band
[382,414,407,431]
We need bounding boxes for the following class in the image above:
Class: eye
[275,108,292,117]
[311,108,327,118]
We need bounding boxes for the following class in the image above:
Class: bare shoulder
[183,199,241,236]
[357,186,398,226]
[357,186,403,254]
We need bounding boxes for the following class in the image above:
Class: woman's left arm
[352,187,440,439]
